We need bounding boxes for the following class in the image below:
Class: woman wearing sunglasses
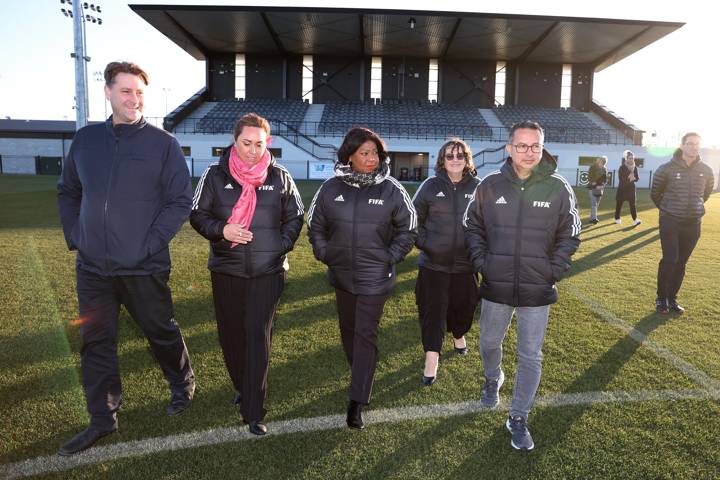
[412,138,481,385]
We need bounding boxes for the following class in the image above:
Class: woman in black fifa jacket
[412,138,481,386]
[190,113,304,436]
[307,127,417,429]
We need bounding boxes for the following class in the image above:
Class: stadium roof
[130,5,683,71]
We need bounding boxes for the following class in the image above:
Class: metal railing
[150,116,636,145]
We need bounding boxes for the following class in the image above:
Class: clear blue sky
[0,0,716,146]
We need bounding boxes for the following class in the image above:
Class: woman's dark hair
[233,112,271,140]
[337,127,388,165]
[435,138,475,175]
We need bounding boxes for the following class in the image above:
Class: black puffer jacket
[307,171,417,295]
[650,150,714,219]
[189,149,304,278]
[412,170,480,273]
[463,152,581,307]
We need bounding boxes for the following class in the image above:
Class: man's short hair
[104,61,149,87]
[508,120,544,143]
[233,112,271,139]
[681,132,701,145]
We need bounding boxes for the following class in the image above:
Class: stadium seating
[195,98,309,134]
[318,100,494,139]
[493,105,612,144]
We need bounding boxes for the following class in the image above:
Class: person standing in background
[650,133,714,314]
[586,156,608,224]
[614,150,641,226]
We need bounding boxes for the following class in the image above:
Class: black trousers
[415,267,479,353]
[657,215,702,300]
[614,195,637,220]
[76,268,194,430]
[211,271,285,422]
[335,288,389,405]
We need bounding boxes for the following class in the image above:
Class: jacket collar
[105,116,148,139]
[502,148,557,184]
[671,149,702,169]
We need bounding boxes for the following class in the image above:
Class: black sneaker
[506,415,534,451]
[655,298,669,314]
[668,300,685,314]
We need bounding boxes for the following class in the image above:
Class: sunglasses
[445,153,466,160]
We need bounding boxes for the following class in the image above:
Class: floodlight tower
[60,0,103,130]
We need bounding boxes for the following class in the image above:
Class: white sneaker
[632,219,642,226]
[614,219,621,224]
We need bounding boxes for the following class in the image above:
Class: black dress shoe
[454,346,469,355]
[58,426,117,456]
[346,400,364,429]
[167,388,194,416]
[422,375,436,386]
[248,421,267,436]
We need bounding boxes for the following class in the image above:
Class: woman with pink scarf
[190,113,304,435]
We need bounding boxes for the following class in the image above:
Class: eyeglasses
[444,153,466,160]
[511,144,543,153]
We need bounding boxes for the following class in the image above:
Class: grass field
[1,174,719,479]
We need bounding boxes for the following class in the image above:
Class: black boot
[346,400,364,430]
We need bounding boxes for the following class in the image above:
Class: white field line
[2,388,717,479]
[566,285,720,393]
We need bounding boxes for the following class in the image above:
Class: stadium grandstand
[2,5,718,187]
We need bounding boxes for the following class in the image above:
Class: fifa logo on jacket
[533,201,551,208]
[258,185,274,191]
[368,199,384,205]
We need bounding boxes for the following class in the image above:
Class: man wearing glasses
[463,121,581,451]
[650,133,714,314]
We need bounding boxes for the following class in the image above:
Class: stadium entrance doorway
[391,151,428,181]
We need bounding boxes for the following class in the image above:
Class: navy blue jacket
[57,118,192,276]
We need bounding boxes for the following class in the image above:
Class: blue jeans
[479,299,550,418]
[588,190,602,221]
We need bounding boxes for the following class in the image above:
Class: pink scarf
[227,145,271,247]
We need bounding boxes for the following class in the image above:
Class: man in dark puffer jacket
[650,132,714,314]
[463,121,581,452]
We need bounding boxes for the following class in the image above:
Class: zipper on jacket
[103,138,120,272]
[513,184,525,306]
[450,182,458,274]
[351,188,358,285]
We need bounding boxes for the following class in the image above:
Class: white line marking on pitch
[2,388,718,479]
[566,285,720,392]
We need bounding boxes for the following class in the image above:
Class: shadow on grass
[449,309,677,475]
[566,227,659,280]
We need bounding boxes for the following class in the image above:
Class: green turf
[1,174,718,479]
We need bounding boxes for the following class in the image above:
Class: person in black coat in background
[190,113,304,435]
[614,150,641,226]
[307,127,417,429]
[586,156,608,224]
[412,138,481,386]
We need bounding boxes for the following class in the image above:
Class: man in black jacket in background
[650,132,714,314]
[463,121,581,451]
[57,62,195,455]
